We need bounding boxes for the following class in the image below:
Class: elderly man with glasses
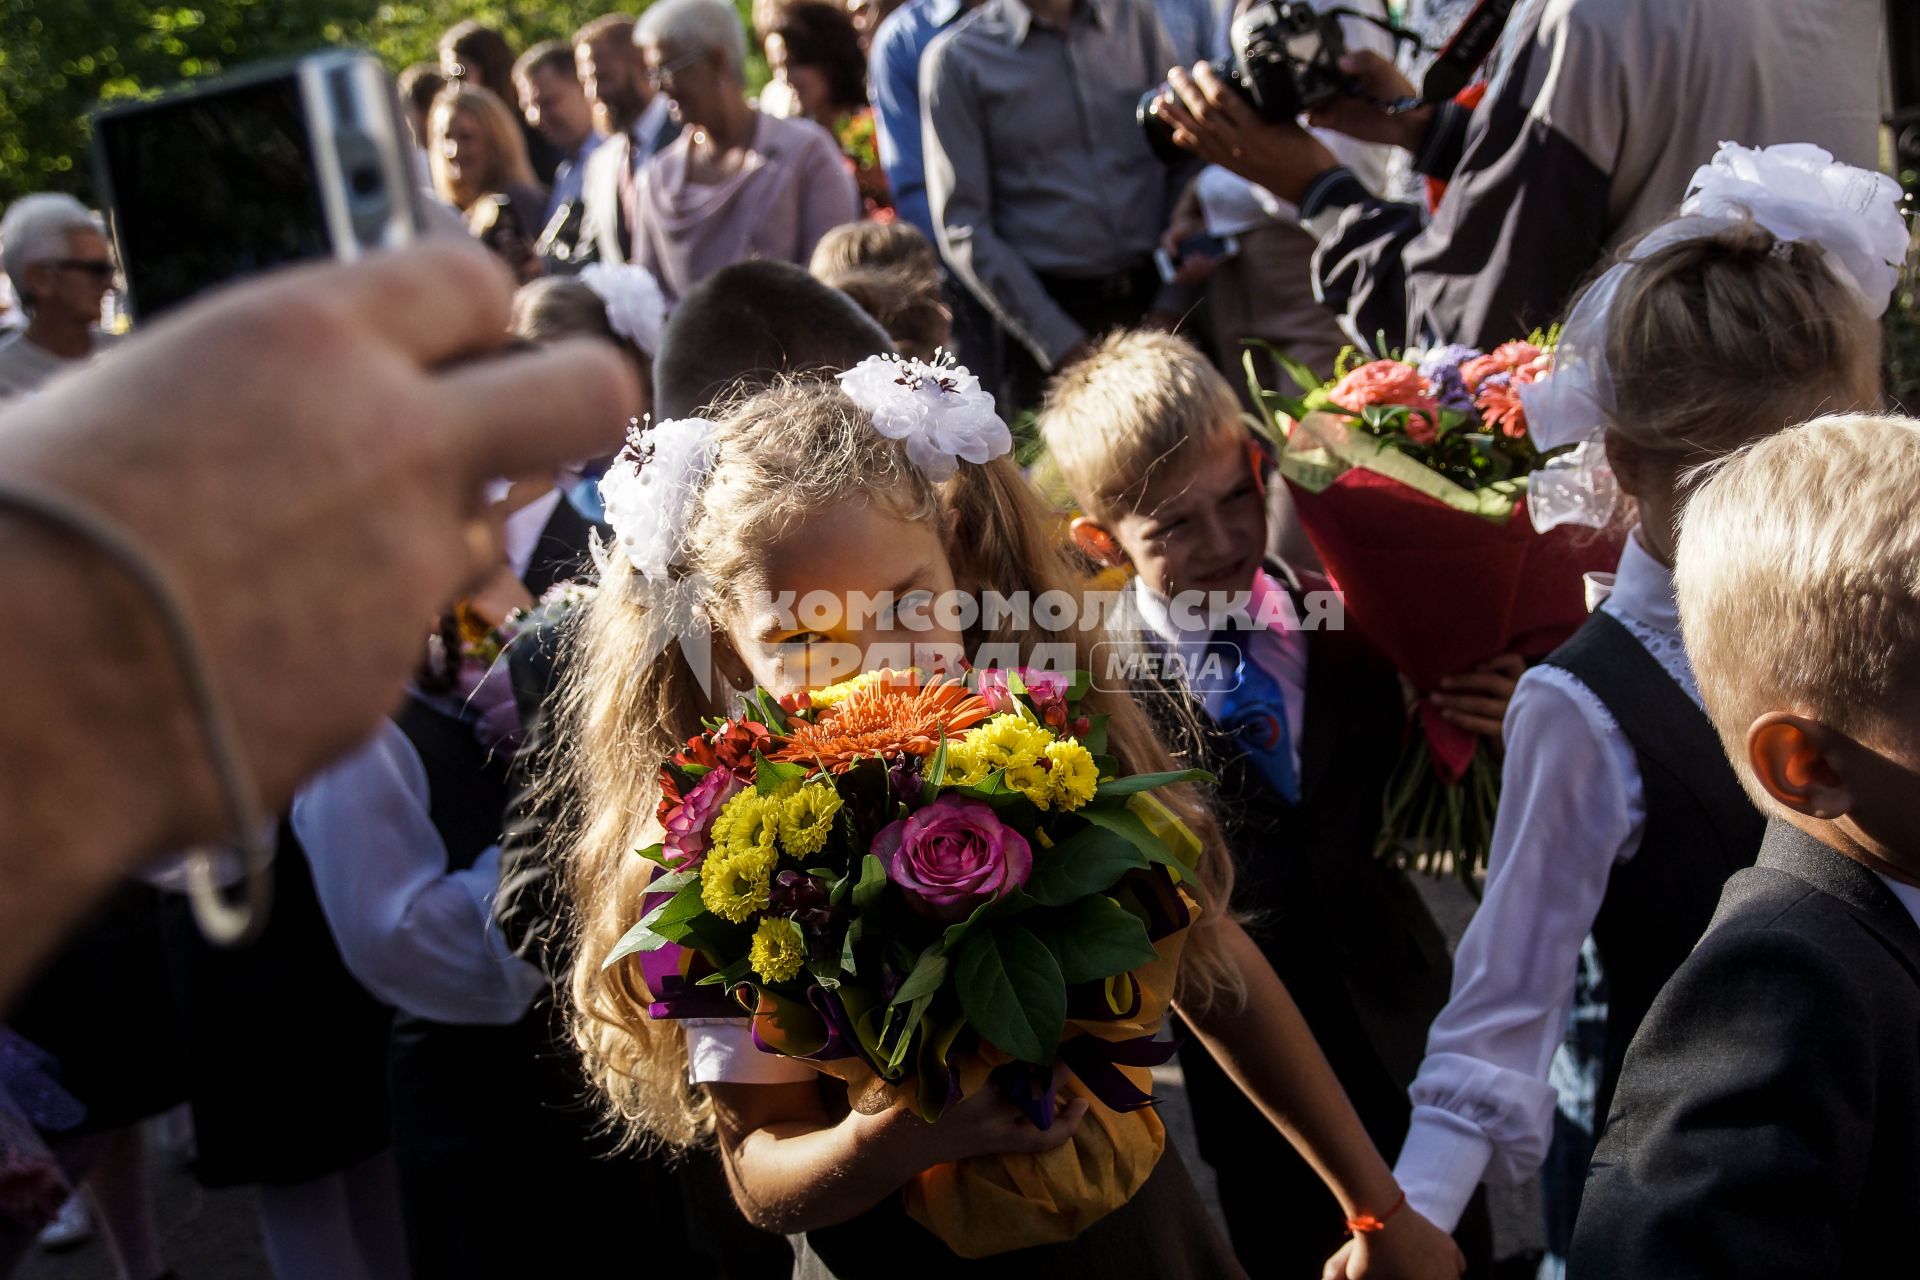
[0,194,120,402]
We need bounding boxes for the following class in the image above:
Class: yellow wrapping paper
[699,795,1208,1258]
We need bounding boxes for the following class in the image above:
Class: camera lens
[350,167,381,198]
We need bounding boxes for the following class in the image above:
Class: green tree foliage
[0,0,763,208]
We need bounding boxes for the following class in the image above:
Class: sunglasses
[646,49,707,88]
[51,259,116,280]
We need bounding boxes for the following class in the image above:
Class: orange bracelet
[1346,1189,1408,1236]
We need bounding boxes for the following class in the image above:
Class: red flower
[656,765,685,828]
[1461,341,1547,393]
[675,719,773,772]
[1329,359,1442,445]
[1475,380,1531,439]
[1329,360,1429,411]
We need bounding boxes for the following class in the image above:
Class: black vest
[1542,610,1765,1131]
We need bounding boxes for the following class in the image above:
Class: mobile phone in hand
[1154,231,1242,283]
[93,50,423,320]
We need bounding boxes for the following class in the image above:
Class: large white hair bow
[837,352,1012,481]
[579,262,667,355]
[1523,141,1910,532]
[597,416,721,580]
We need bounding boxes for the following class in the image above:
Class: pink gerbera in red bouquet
[1248,339,1621,880]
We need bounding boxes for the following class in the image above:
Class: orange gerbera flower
[775,673,991,773]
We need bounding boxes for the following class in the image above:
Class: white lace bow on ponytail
[1522,141,1911,533]
[597,416,721,581]
[837,351,1012,481]
[579,262,667,354]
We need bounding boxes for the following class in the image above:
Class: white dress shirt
[288,502,557,1026]
[292,720,547,1025]
[1393,531,1691,1231]
[1878,875,1920,932]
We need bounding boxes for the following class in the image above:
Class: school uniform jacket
[1571,820,1920,1278]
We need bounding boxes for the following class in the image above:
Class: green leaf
[1079,713,1110,757]
[754,752,809,796]
[890,945,951,1008]
[633,842,670,866]
[695,954,754,987]
[953,925,1067,1064]
[839,918,862,974]
[941,888,1034,951]
[1036,895,1160,984]
[851,854,889,913]
[641,871,710,932]
[602,917,673,969]
[642,868,701,898]
[921,735,949,804]
[751,688,791,731]
[1092,767,1214,800]
[1025,825,1149,907]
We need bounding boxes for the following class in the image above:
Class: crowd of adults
[0,0,1903,1278]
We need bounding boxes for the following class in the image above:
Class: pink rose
[874,795,1032,922]
[665,766,744,866]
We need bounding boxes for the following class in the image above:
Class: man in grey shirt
[0,194,118,402]
[921,0,1190,398]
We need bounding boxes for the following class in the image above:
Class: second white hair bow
[837,352,1012,481]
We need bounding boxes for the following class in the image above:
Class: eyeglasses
[51,259,116,280]
[646,49,707,88]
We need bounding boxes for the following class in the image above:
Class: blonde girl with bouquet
[545,356,1467,1279]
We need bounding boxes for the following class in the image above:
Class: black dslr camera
[1137,0,1350,163]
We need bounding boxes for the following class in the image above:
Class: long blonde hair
[428,85,537,211]
[548,380,1243,1150]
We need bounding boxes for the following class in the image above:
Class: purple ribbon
[1058,1033,1177,1113]
[990,1060,1058,1130]
[639,942,740,1020]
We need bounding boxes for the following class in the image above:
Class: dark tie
[614,135,639,262]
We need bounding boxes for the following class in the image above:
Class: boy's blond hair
[1039,330,1244,521]
[1676,413,1920,813]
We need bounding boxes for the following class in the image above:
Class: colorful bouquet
[1248,341,1622,880]
[605,668,1210,1256]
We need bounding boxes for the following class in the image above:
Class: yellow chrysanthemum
[749,915,809,983]
[1044,739,1099,811]
[778,784,842,858]
[699,843,776,923]
[717,791,781,860]
[806,669,894,708]
[1004,759,1055,809]
[942,739,992,787]
[973,713,1054,767]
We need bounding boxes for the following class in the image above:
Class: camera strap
[1419,0,1519,103]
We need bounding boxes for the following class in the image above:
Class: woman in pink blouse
[632,0,863,305]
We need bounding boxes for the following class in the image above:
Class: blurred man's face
[577,36,649,133]
[517,64,595,153]
[23,228,115,328]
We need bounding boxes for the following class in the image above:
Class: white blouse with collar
[1392,532,1693,1231]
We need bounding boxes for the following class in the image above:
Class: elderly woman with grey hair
[631,0,861,305]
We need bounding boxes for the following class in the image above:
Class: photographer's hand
[1159,63,1339,205]
[0,241,636,1000]
[1305,52,1433,153]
